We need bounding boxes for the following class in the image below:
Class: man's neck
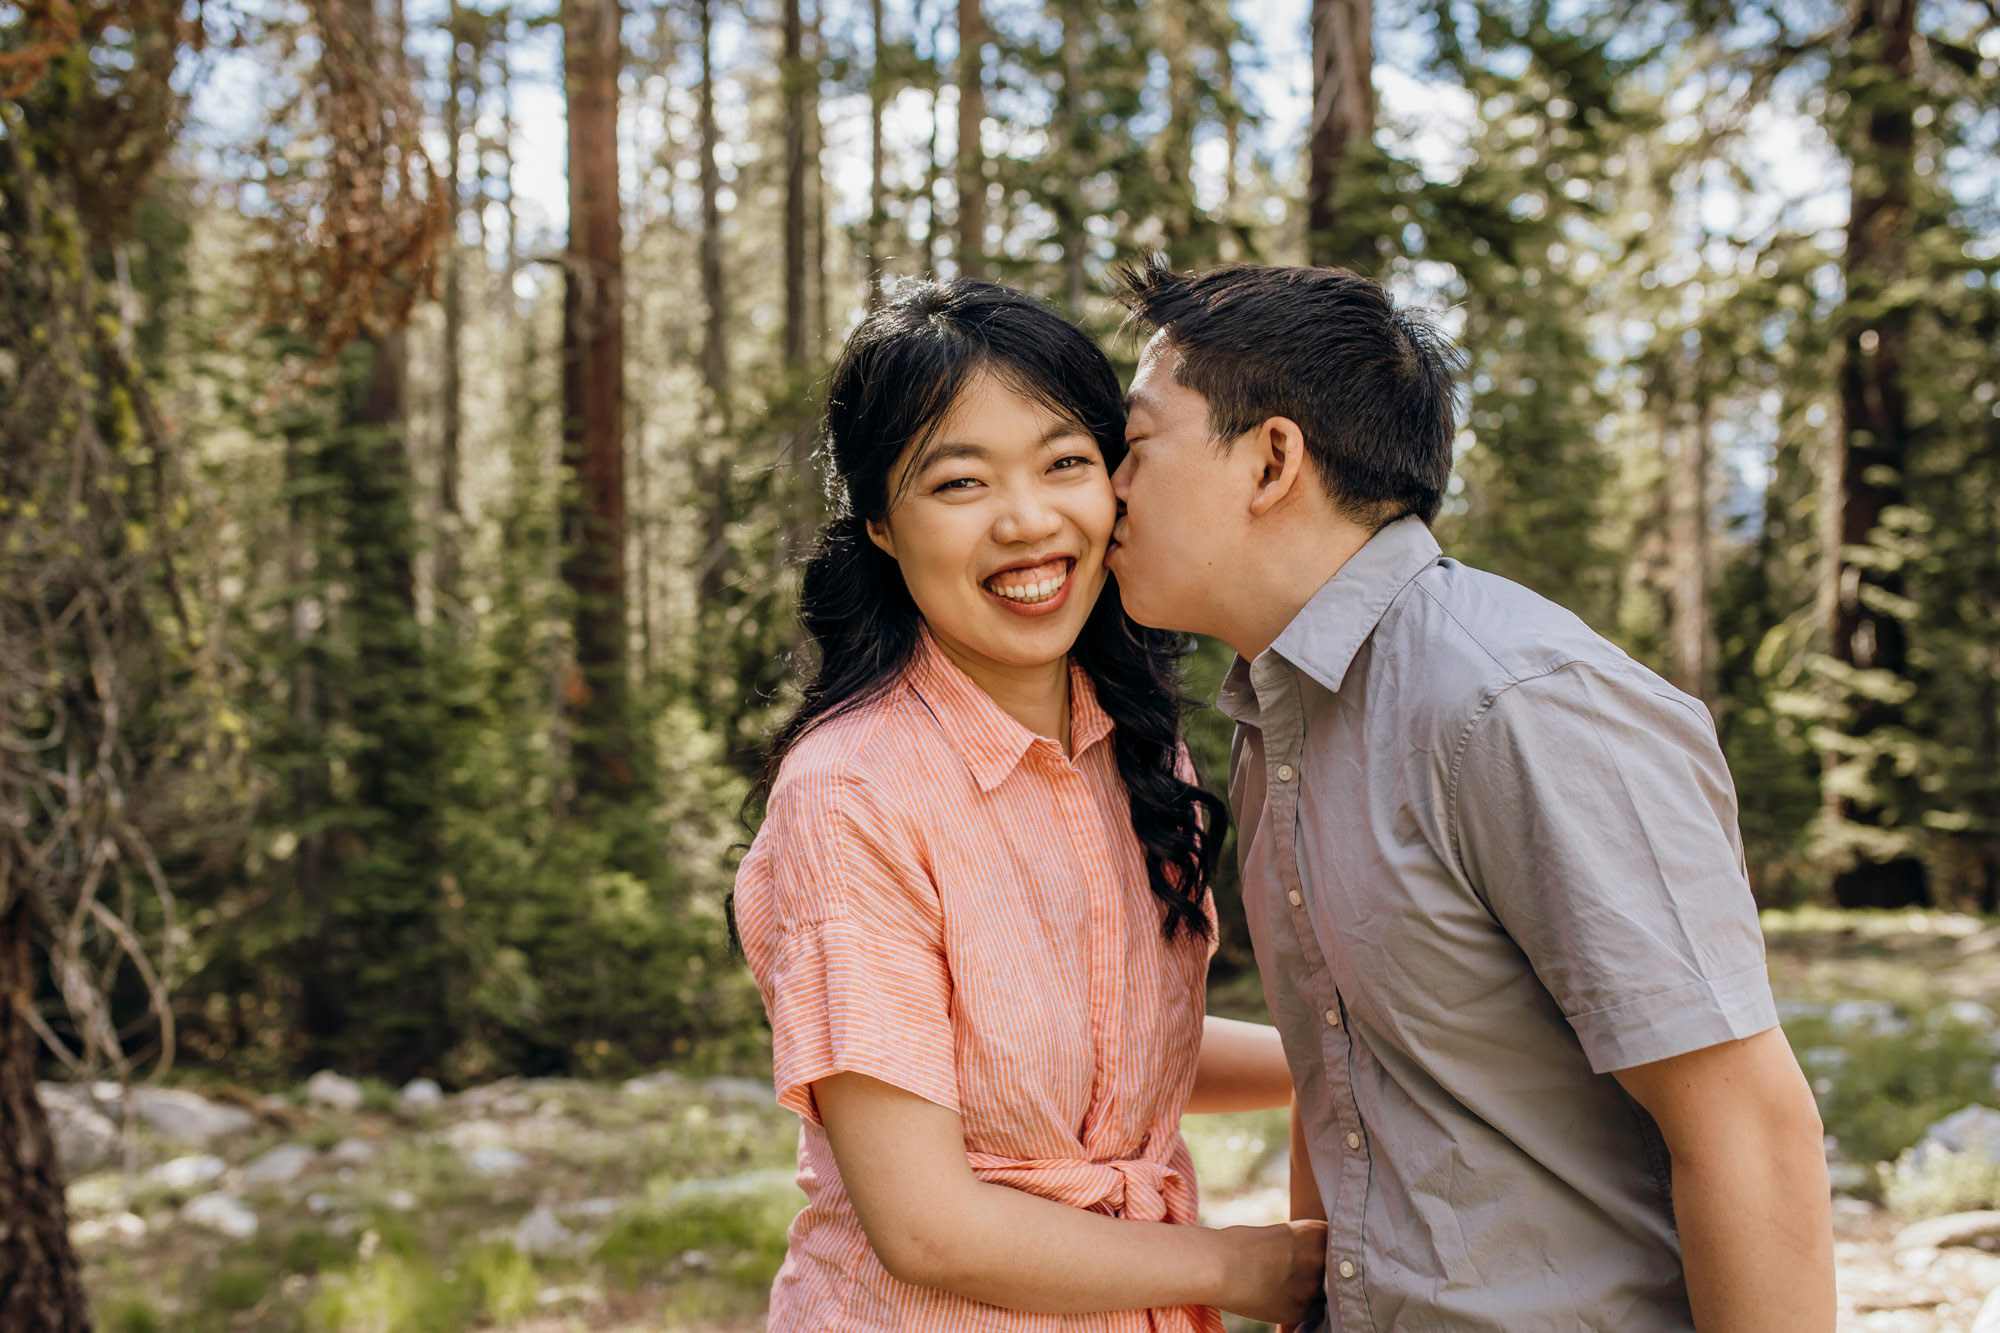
[1219,514,1378,663]
[930,633,1073,756]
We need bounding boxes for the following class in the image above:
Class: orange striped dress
[734,626,1223,1333]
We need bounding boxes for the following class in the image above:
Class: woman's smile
[983,555,1076,615]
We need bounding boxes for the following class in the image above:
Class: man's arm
[1611,1028,1834,1333]
[814,1071,1327,1324]
[1188,1014,1293,1113]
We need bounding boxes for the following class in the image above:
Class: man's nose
[1110,454,1133,499]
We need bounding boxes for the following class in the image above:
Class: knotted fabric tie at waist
[964,1151,1185,1222]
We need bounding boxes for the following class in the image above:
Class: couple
[733,260,1837,1332]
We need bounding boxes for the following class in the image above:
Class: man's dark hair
[1114,256,1464,526]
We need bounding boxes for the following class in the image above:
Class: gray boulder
[126,1088,256,1146]
[464,1145,528,1177]
[1829,999,1910,1037]
[702,1076,775,1105]
[511,1203,576,1256]
[394,1078,443,1113]
[305,1070,365,1113]
[1914,1105,2000,1167]
[241,1144,318,1190]
[328,1137,377,1165]
[181,1191,258,1239]
[147,1154,227,1190]
[37,1084,118,1176]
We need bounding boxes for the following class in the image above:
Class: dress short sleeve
[737,762,959,1124]
[1451,661,1778,1073]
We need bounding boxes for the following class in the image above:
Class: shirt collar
[905,625,1115,793]
[1217,516,1443,721]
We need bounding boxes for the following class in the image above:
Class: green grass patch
[99,1294,163,1333]
[1783,1011,1998,1164]
[596,1182,796,1291]
[203,1260,272,1312]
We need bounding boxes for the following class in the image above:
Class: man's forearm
[1670,1140,1834,1331]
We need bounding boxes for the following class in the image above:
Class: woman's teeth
[988,564,1069,603]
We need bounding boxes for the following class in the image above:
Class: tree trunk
[1306,0,1373,268]
[439,0,466,616]
[560,0,631,800]
[866,0,887,307]
[1825,0,1926,908]
[0,894,90,1333]
[1057,0,1087,313]
[955,0,985,278]
[696,0,731,613]
[783,0,808,368]
[1667,359,1714,706]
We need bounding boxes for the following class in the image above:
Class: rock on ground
[126,1087,256,1146]
[395,1077,443,1112]
[512,1203,577,1256]
[1914,1106,2000,1166]
[37,1084,119,1176]
[1893,1211,2000,1254]
[241,1144,319,1190]
[147,1155,227,1189]
[181,1192,258,1239]
[305,1070,365,1113]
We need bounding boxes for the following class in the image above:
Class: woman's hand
[1215,1218,1328,1326]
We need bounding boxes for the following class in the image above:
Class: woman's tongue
[986,558,1070,603]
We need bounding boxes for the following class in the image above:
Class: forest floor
[66,908,2000,1333]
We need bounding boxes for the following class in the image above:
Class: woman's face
[867,370,1117,675]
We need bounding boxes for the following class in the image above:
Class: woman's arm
[1187,1014,1294,1114]
[816,1071,1327,1325]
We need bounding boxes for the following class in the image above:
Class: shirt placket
[1045,744,1126,1159]
[1254,660,1372,1332]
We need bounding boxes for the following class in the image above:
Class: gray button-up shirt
[1220,516,1778,1332]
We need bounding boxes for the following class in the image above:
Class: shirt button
[1324,1008,1341,1028]
[1275,763,1296,782]
[1287,889,1303,907]
[1338,1261,1357,1280]
[1346,1131,1362,1150]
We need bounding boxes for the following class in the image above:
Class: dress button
[1276,763,1296,782]
[1324,1008,1341,1028]
[1337,1261,1356,1280]
[1287,889,1303,907]
[1346,1131,1361,1150]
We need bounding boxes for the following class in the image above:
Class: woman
[734,279,1326,1332]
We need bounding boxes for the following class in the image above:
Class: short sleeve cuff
[767,918,960,1124]
[1569,963,1780,1074]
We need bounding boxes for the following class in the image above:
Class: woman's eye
[934,476,980,492]
[1050,455,1095,472]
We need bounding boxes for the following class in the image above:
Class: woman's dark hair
[756,278,1227,940]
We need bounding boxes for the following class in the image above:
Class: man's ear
[865,517,897,561]
[1246,417,1312,517]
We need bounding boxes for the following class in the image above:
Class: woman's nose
[992,487,1063,545]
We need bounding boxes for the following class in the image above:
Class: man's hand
[1612,1026,1834,1332]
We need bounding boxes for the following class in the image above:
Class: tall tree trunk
[1056,0,1088,313]
[439,0,467,616]
[809,1,827,348]
[696,0,731,612]
[1667,359,1714,706]
[955,0,985,278]
[1825,0,1926,908]
[560,0,631,800]
[783,0,808,368]
[1306,0,1373,267]
[0,891,89,1333]
[866,0,887,307]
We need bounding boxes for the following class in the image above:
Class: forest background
[5,0,2000,1258]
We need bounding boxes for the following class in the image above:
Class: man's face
[1106,333,1249,634]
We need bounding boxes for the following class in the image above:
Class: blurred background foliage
[2,0,1997,1100]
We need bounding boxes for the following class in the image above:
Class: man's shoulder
[1373,558,1664,723]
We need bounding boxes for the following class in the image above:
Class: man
[1104,257,1834,1332]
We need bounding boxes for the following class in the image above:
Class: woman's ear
[865,517,897,561]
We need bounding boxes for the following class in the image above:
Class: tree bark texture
[1667,359,1715,706]
[1826,0,1926,908]
[783,0,808,367]
[560,0,631,799]
[956,0,985,278]
[439,0,467,613]
[0,895,90,1333]
[1306,0,1373,268]
[866,0,887,307]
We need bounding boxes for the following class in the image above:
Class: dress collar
[905,624,1115,793]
